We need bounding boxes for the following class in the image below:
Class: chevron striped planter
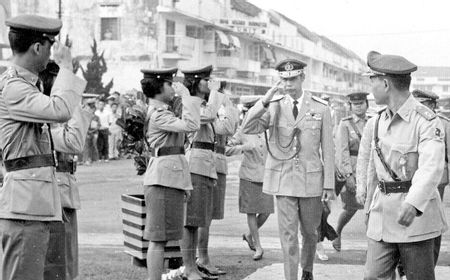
[121,194,182,265]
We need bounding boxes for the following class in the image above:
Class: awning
[262,46,275,61]
[229,35,241,48]
[215,30,230,46]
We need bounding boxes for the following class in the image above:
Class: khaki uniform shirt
[242,92,335,197]
[187,91,235,179]
[52,105,93,210]
[0,65,86,221]
[227,128,267,183]
[336,114,369,176]
[143,96,202,190]
[214,105,240,175]
[437,114,450,186]
[363,95,447,242]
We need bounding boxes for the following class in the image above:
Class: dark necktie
[293,100,298,119]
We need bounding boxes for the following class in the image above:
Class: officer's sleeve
[336,121,352,176]
[241,100,270,134]
[153,96,202,132]
[213,106,239,136]
[406,118,445,213]
[321,107,335,190]
[200,90,225,124]
[226,128,244,156]
[356,118,374,203]
[3,68,85,123]
[52,106,94,154]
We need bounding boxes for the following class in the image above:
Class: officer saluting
[361,51,446,280]
[141,68,202,280]
[0,15,86,280]
[242,59,335,280]
[333,92,369,252]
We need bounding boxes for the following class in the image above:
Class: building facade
[412,66,450,95]
[0,0,369,95]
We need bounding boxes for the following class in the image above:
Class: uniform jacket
[362,95,447,242]
[226,128,267,183]
[356,117,377,213]
[214,105,239,175]
[437,114,450,186]
[241,91,335,197]
[187,91,236,179]
[0,65,85,221]
[143,96,201,190]
[52,105,93,210]
[335,114,369,176]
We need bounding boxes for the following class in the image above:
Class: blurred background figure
[95,98,113,162]
[108,102,123,160]
[83,99,100,165]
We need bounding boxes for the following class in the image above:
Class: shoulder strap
[348,118,362,140]
[373,113,401,181]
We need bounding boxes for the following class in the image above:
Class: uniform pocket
[406,197,443,237]
[306,161,324,195]
[10,169,55,216]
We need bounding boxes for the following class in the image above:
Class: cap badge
[284,62,294,71]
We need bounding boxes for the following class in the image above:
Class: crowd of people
[0,13,448,280]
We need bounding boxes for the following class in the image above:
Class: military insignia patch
[435,128,441,137]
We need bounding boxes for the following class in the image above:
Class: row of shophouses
[0,0,371,96]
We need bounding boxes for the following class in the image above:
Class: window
[166,20,176,52]
[248,44,260,61]
[186,25,204,39]
[444,85,449,92]
[101,18,121,40]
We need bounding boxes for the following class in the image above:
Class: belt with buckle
[215,146,225,155]
[151,146,185,157]
[56,160,77,174]
[192,142,215,151]
[4,154,55,172]
[377,180,412,194]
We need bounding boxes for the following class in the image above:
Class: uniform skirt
[340,186,363,211]
[143,185,185,242]
[212,173,226,220]
[239,179,274,214]
[185,173,214,227]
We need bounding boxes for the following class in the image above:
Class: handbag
[335,168,347,196]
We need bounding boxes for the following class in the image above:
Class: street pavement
[76,158,450,279]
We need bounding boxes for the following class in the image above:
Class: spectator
[83,99,100,165]
[108,102,122,160]
[95,99,113,162]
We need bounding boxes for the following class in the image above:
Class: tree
[79,39,113,95]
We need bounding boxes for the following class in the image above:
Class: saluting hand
[52,41,73,71]
[208,79,221,92]
[262,80,282,105]
[355,192,365,206]
[397,202,417,227]
[172,82,190,98]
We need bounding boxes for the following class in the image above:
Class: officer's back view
[0,14,86,280]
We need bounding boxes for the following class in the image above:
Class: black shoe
[301,270,314,280]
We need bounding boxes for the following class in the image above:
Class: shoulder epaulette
[341,116,352,121]
[156,107,165,112]
[415,105,436,121]
[438,113,450,122]
[311,95,328,105]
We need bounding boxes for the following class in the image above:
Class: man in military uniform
[333,92,370,252]
[140,68,202,280]
[180,66,236,280]
[242,59,335,280]
[411,89,450,267]
[39,61,94,280]
[360,51,446,280]
[0,15,87,280]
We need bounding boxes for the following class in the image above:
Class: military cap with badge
[412,89,439,103]
[6,14,62,45]
[363,51,417,77]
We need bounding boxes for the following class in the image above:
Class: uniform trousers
[0,219,50,280]
[364,238,435,280]
[276,196,322,280]
[97,129,109,160]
